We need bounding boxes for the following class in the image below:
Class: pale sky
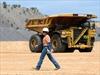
[1,0,100,21]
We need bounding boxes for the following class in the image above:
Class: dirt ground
[0,41,100,75]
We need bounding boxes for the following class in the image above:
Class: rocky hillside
[0,2,44,41]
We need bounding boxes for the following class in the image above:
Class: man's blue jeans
[36,46,60,69]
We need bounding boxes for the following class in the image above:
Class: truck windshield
[81,21,95,29]
[81,21,90,27]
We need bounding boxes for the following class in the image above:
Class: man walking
[35,27,60,70]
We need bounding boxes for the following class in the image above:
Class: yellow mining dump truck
[26,13,97,52]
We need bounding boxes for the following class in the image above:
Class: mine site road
[0,41,100,75]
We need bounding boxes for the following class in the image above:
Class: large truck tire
[29,34,42,52]
[51,34,66,52]
[79,37,94,52]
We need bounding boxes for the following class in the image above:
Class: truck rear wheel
[51,34,66,52]
[29,34,42,52]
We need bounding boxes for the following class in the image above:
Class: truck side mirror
[90,22,95,29]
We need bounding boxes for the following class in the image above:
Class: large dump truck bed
[26,13,96,33]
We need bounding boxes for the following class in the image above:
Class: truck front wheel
[51,34,66,52]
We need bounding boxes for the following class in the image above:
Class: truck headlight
[62,31,66,35]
